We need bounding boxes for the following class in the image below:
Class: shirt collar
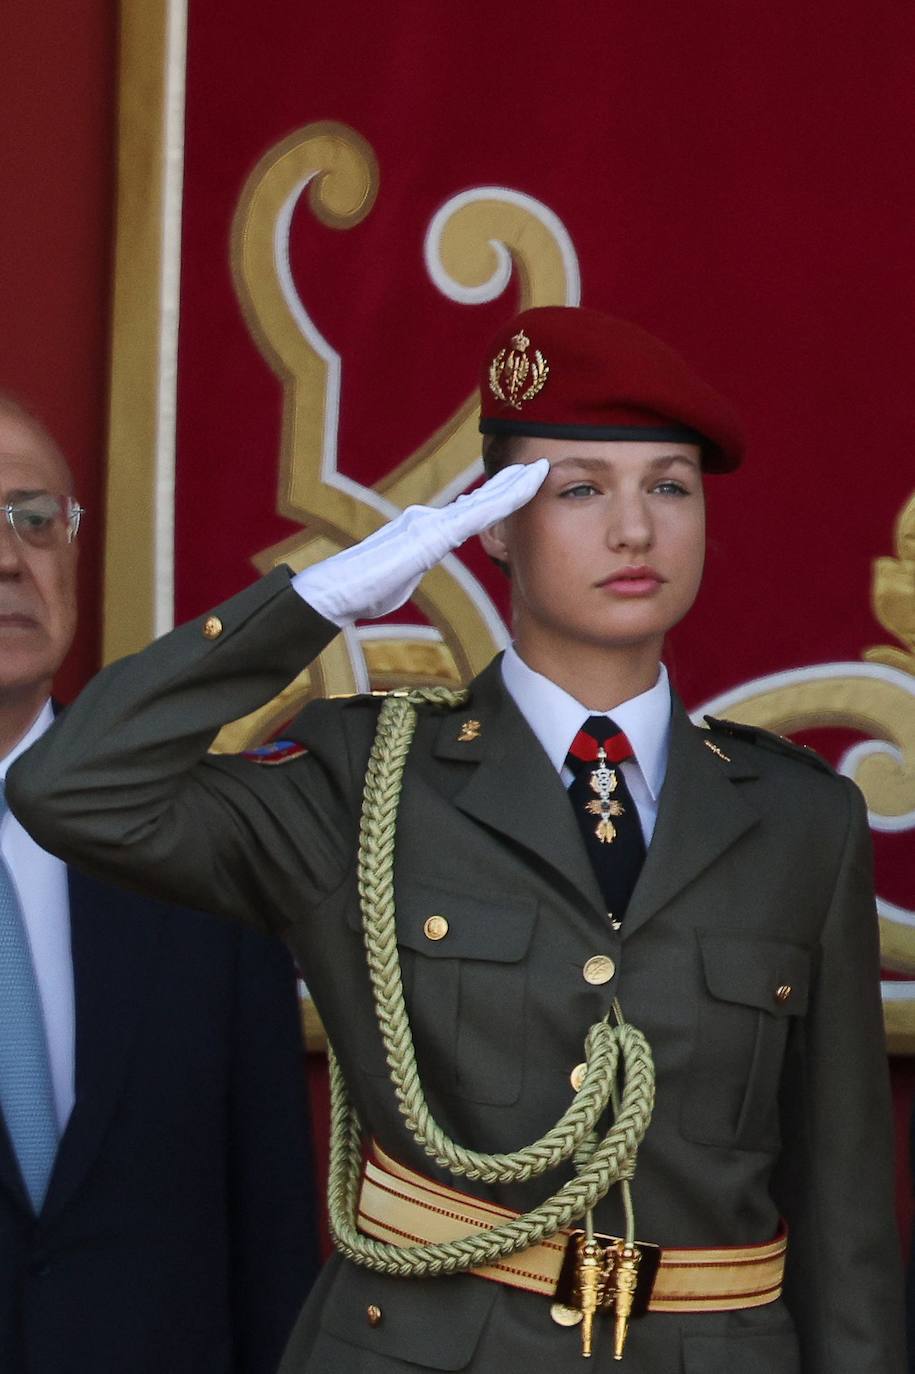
[500,647,671,801]
[0,699,54,780]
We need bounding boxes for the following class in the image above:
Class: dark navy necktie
[565,716,646,928]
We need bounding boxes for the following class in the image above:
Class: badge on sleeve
[242,739,309,766]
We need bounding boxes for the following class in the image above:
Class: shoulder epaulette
[703,715,835,775]
[241,738,309,766]
[329,688,464,709]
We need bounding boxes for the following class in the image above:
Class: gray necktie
[0,781,59,1211]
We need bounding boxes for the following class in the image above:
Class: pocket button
[583,955,615,985]
[569,1062,588,1091]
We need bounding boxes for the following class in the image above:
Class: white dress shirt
[500,646,672,846]
[0,701,75,1131]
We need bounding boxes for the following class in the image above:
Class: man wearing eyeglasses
[0,394,320,1374]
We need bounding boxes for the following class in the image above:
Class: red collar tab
[568,728,635,765]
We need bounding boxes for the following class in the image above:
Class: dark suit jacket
[7,567,906,1374]
[0,862,320,1374]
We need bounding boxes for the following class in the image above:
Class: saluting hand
[293,459,549,626]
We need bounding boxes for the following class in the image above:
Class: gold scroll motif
[215,121,578,749]
[865,491,915,676]
[696,490,915,1050]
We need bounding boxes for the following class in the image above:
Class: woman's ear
[479,521,509,565]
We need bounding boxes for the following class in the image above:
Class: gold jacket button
[550,1302,584,1327]
[569,1062,587,1092]
[366,1304,383,1327]
[423,915,449,941]
[202,615,223,640]
[582,955,616,985]
[774,984,792,1004]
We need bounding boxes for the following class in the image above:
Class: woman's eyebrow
[645,453,701,471]
[547,453,700,473]
[548,456,610,472]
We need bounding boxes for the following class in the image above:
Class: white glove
[293,459,549,626]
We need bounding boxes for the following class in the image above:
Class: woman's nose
[605,493,652,551]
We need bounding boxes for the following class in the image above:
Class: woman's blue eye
[653,480,689,496]
[560,483,598,498]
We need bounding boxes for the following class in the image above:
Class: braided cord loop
[327,688,656,1277]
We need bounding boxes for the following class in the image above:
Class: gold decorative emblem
[457,719,481,741]
[692,488,915,1051]
[556,1233,642,1359]
[583,749,625,843]
[488,329,550,411]
[703,739,731,762]
[865,491,915,675]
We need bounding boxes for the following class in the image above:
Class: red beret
[479,306,744,472]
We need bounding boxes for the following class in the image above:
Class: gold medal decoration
[583,749,626,844]
[488,329,550,410]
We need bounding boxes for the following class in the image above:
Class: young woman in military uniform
[8,307,905,1373]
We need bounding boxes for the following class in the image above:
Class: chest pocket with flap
[680,932,812,1152]
[355,880,538,1107]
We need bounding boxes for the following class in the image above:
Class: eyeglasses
[1,493,85,548]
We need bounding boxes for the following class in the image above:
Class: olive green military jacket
[8,569,905,1374]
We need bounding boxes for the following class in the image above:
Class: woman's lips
[0,612,39,628]
[597,566,664,596]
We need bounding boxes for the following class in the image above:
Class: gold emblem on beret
[488,330,550,411]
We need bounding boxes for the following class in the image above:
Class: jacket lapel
[432,658,607,921]
[40,868,164,1224]
[622,697,760,939]
[431,667,760,937]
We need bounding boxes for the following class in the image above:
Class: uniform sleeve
[6,568,350,933]
[226,926,321,1374]
[773,777,906,1374]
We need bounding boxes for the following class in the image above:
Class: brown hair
[480,433,523,480]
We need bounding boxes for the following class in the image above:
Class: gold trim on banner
[696,489,915,1049]
[879,912,915,975]
[300,995,327,1054]
[221,128,580,744]
[230,120,381,548]
[884,998,915,1055]
[865,491,915,675]
[378,195,574,510]
[711,673,915,823]
[359,637,459,688]
[103,1,175,663]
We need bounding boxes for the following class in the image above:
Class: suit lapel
[622,697,760,938]
[433,658,607,921]
[41,868,164,1224]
